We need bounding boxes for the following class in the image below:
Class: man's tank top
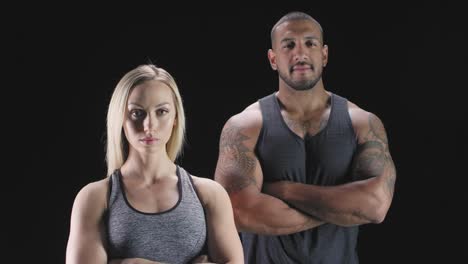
[242,93,359,264]
[106,166,207,264]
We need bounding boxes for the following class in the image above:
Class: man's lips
[293,65,311,71]
[291,64,313,73]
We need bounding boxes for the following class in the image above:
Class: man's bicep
[214,119,262,194]
[352,112,396,195]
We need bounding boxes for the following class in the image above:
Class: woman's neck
[121,150,176,185]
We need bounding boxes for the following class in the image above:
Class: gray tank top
[106,166,207,264]
[242,93,359,264]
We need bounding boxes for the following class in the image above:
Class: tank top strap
[177,166,189,197]
[177,166,201,204]
[258,93,282,126]
[108,170,121,208]
[326,93,354,136]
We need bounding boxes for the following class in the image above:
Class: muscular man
[214,11,396,264]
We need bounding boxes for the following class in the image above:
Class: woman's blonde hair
[106,64,185,176]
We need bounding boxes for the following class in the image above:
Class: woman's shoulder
[190,175,222,188]
[189,174,229,206]
[72,177,110,213]
[79,177,109,196]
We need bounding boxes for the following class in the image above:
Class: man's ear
[268,49,278,70]
[322,44,329,67]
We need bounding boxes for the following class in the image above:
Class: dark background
[6,2,467,263]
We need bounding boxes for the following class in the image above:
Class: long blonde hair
[105,64,185,176]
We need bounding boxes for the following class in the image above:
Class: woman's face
[123,80,177,155]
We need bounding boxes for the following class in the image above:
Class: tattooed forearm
[215,123,257,194]
[296,199,374,223]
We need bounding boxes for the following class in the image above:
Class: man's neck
[276,83,330,119]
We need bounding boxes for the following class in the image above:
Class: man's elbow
[370,198,392,224]
[371,209,386,224]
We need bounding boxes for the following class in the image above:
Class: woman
[66,64,243,264]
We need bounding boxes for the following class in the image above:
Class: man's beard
[278,66,322,91]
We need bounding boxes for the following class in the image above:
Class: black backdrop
[6,2,467,263]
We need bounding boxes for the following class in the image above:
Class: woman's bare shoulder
[72,177,110,212]
[190,176,227,206]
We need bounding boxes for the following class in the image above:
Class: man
[214,11,396,263]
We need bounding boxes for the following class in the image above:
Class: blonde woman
[66,64,243,264]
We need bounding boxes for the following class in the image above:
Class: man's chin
[290,81,315,91]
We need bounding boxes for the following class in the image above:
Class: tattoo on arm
[216,122,257,194]
[352,141,386,178]
[352,113,396,197]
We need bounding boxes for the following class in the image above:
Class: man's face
[269,19,328,91]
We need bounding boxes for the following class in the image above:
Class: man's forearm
[265,179,383,226]
[233,192,323,235]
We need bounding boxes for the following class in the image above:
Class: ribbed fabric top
[241,92,359,264]
[106,166,207,264]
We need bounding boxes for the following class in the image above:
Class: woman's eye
[157,109,168,116]
[131,109,144,118]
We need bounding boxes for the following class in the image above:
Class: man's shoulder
[343,97,386,139]
[227,92,277,124]
[227,101,262,128]
[347,99,367,116]
[220,101,263,142]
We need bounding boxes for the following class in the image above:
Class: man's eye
[286,42,295,49]
[306,41,318,47]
